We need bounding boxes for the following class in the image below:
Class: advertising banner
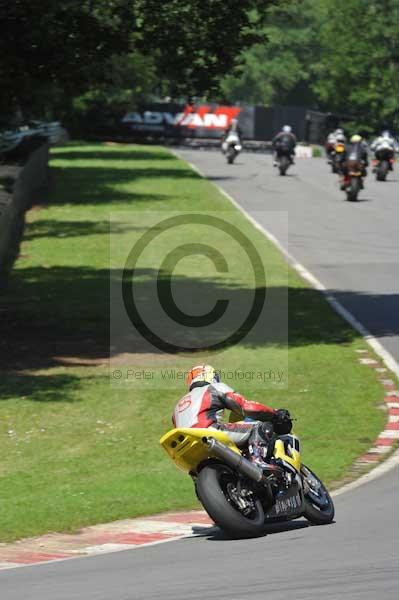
[121,103,327,142]
[122,104,256,139]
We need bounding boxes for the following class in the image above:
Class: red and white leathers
[172,381,277,446]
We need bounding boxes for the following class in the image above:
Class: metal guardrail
[0,121,68,156]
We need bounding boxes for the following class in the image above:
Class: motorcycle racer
[221,117,243,153]
[325,128,346,164]
[370,130,396,171]
[339,134,369,190]
[272,125,297,166]
[222,117,243,140]
[172,364,292,469]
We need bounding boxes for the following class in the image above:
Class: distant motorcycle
[325,141,335,165]
[373,147,395,181]
[276,148,292,176]
[330,141,346,174]
[222,133,242,164]
[342,158,365,201]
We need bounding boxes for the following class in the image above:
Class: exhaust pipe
[204,437,273,484]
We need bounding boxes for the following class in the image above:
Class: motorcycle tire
[301,465,335,525]
[196,463,265,538]
[376,161,388,181]
[227,153,235,164]
[346,178,360,201]
[279,156,289,176]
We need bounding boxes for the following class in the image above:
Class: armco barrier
[0,142,49,288]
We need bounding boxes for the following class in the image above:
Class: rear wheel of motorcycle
[346,178,360,201]
[279,156,289,176]
[196,463,265,538]
[376,161,388,181]
[301,465,335,525]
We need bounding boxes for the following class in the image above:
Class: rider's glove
[274,408,293,434]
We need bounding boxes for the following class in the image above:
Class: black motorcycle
[331,142,346,174]
[276,149,292,176]
[374,148,394,181]
[342,158,365,201]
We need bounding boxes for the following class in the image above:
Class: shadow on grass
[0,372,82,402]
[53,149,176,162]
[45,166,180,206]
[24,219,147,240]
[0,264,376,371]
[43,165,200,206]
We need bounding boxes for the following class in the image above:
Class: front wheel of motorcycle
[301,465,335,525]
[196,463,265,538]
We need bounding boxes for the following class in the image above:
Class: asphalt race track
[2,150,398,599]
[177,149,399,362]
[1,467,398,600]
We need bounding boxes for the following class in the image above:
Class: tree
[312,0,399,132]
[0,1,135,116]
[220,1,323,106]
[0,0,286,118]
[132,0,286,98]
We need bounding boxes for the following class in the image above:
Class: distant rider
[325,128,346,161]
[370,130,396,171]
[221,118,243,152]
[172,365,292,470]
[223,117,243,139]
[272,125,297,166]
[339,134,369,189]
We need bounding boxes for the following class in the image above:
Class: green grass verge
[0,141,387,542]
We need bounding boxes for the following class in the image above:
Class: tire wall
[0,143,49,289]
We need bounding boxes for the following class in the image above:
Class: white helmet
[382,130,391,138]
[336,128,344,135]
[282,125,292,133]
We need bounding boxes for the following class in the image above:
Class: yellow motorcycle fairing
[273,435,301,473]
[160,428,241,474]
[160,428,302,475]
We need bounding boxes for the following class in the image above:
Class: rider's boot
[247,422,274,469]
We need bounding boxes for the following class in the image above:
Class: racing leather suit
[222,124,243,151]
[339,142,369,188]
[172,381,277,448]
[370,136,396,169]
[272,132,297,163]
[370,135,395,154]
